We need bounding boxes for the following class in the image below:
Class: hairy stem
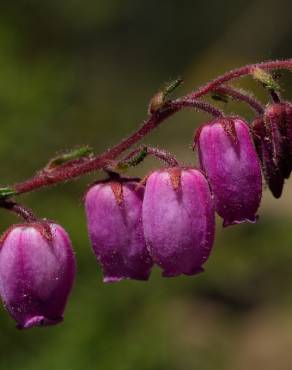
[212,85,264,114]
[124,145,179,167]
[186,59,292,100]
[170,98,224,117]
[0,199,38,222]
[144,146,180,166]
[9,59,292,196]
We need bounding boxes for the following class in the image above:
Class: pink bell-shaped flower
[85,179,153,282]
[142,167,215,277]
[195,117,262,227]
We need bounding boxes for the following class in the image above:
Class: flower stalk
[1,59,292,199]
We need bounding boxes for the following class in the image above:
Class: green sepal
[46,146,93,170]
[163,78,183,97]
[252,67,281,91]
[117,146,148,171]
[149,78,183,114]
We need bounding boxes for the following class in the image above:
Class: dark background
[1,1,292,369]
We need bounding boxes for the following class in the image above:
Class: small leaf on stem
[117,146,148,171]
[148,78,183,114]
[252,67,281,92]
[0,187,17,198]
[45,146,93,171]
[211,93,229,103]
[164,78,183,97]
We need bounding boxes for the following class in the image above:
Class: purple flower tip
[142,167,215,277]
[223,215,258,228]
[196,117,262,226]
[20,315,63,330]
[85,179,153,282]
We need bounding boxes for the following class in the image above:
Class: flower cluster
[0,60,291,329]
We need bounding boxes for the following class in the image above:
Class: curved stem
[146,146,180,166]
[170,98,224,117]
[13,100,216,194]
[213,85,264,115]
[14,108,176,195]
[186,59,292,100]
[0,199,38,222]
[9,59,292,196]
[269,89,281,103]
[124,145,179,167]
[101,98,222,163]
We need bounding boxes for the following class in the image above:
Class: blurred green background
[1,0,292,369]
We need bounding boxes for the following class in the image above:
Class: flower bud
[0,223,76,329]
[142,167,215,277]
[263,102,292,180]
[85,179,153,282]
[250,102,292,198]
[251,117,284,198]
[195,118,262,226]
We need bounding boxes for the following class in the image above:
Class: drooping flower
[264,102,292,178]
[251,117,284,198]
[250,102,292,198]
[0,222,76,329]
[142,167,215,277]
[195,117,262,226]
[85,179,153,282]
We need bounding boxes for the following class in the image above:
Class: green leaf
[117,146,148,171]
[148,78,183,114]
[0,187,16,198]
[46,146,93,170]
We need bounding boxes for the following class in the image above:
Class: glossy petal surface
[197,118,262,226]
[143,168,215,277]
[85,181,152,282]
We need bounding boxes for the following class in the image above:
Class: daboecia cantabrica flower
[85,179,153,282]
[142,167,215,277]
[0,223,76,329]
[195,117,262,227]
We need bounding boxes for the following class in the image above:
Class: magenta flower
[142,167,215,277]
[196,117,262,226]
[85,179,153,282]
[0,223,76,329]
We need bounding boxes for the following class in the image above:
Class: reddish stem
[213,85,264,115]
[0,199,38,222]
[146,146,180,167]
[186,60,292,100]
[14,107,176,194]
[170,98,224,117]
[14,101,213,194]
[124,145,179,167]
[11,59,292,196]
